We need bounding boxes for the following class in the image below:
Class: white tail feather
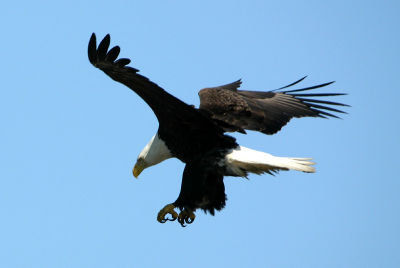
[225,146,315,177]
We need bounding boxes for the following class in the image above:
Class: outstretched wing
[88,33,208,125]
[198,76,348,135]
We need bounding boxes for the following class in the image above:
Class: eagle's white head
[133,134,173,178]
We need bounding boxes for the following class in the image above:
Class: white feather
[138,134,173,168]
[225,146,315,176]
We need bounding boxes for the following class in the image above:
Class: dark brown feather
[198,78,348,135]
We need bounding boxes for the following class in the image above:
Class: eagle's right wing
[88,34,203,124]
[88,33,225,134]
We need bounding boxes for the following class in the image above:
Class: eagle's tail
[225,146,315,177]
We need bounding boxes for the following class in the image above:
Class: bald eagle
[88,34,347,227]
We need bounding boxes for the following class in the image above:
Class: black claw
[165,216,176,222]
[179,220,186,227]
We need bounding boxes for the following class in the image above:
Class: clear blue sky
[1,1,399,267]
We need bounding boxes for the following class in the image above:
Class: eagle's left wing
[198,77,349,135]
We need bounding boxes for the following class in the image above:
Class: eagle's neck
[138,133,173,168]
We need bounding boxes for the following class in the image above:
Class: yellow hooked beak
[133,161,145,178]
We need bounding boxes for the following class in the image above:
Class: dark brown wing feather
[198,77,348,135]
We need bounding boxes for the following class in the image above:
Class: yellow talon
[178,209,196,227]
[157,204,178,223]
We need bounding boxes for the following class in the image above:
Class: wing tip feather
[88,33,97,64]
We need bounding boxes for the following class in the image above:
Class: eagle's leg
[177,208,196,227]
[157,203,178,223]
